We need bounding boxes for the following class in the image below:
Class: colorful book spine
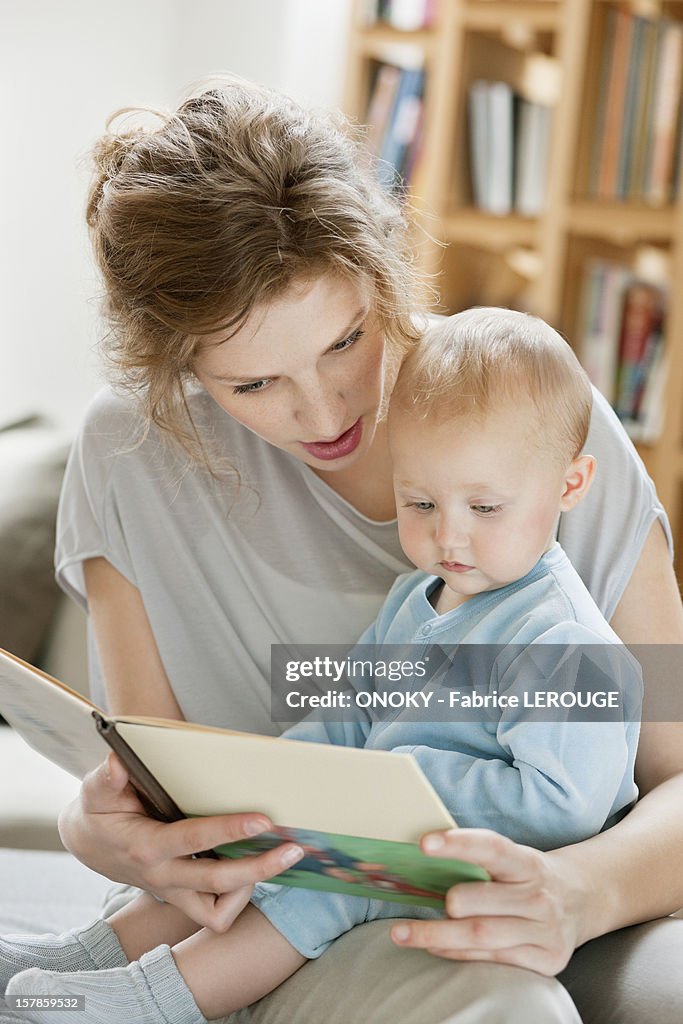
[614,282,666,420]
[644,19,683,205]
[578,262,633,404]
[377,66,425,191]
[578,263,668,440]
[597,8,634,200]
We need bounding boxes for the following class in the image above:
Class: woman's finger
[421,828,543,883]
[391,915,550,953]
[151,841,304,894]
[444,879,562,925]
[139,813,278,862]
[79,755,142,815]
[425,942,567,976]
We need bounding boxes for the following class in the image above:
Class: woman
[47,78,683,1023]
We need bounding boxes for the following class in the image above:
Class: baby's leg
[109,892,202,961]
[174,904,306,1019]
[6,905,306,1024]
[0,892,197,991]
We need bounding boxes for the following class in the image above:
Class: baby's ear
[559,454,596,512]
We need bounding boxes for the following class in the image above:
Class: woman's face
[193,275,388,471]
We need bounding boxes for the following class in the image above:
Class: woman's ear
[559,454,596,512]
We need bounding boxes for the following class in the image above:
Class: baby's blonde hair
[392,308,593,465]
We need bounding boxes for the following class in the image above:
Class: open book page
[0,648,108,778]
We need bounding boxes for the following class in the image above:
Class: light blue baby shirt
[284,543,642,852]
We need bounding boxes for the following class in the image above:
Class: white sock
[0,920,127,992]
[5,945,206,1024]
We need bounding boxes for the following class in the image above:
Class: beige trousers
[223,915,683,1024]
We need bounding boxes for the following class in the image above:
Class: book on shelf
[596,7,634,201]
[578,262,668,442]
[364,0,433,31]
[628,18,659,200]
[645,19,683,205]
[615,15,647,200]
[0,647,488,907]
[515,99,552,216]
[366,62,425,192]
[588,9,683,204]
[613,281,667,423]
[467,80,552,216]
[578,261,633,405]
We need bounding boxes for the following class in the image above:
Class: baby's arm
[392,627,642,850]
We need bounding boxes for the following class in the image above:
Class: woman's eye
[471,504,501,516]
[233,379,272,396]
[330,328,365,353]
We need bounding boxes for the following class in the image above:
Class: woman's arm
[59,556,304,929]
[393,520,683,974]
[83,557,184,718]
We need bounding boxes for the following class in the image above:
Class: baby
[3,308,642,1023]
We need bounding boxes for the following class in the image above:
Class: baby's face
[390,407,572,610]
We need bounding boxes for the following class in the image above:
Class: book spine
[645,20,683,206]
[468,80,490,209]
[628,18,659,200]
[616,16,645,200]
[378,67,425,190]
[597,9,634,201]
[92,712,185,823]
[614,282,666,419]
[486,81,514,215]
[365,63,402,156]
[93,712,221,859]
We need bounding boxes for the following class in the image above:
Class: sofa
[0,416,89,852]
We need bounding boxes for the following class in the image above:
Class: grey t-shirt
[55,385,671,734]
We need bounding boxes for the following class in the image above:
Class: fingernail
[280,845,304,868]
[423,833,445,853]
[392,925,410,943]
[244,818,270,836]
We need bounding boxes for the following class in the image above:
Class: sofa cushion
[0,418,70,663]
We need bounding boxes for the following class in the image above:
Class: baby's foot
[0,920,126,992]
[5,945,206,1024]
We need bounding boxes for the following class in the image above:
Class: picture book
[0,648,489,906]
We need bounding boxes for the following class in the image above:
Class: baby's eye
[407,501,434,513]
[233,379,272,395]
[471,504,501,516]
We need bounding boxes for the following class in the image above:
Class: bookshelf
[345,0,683,582]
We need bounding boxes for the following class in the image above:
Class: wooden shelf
[463,2,561,31]
[568,202,676,243]
[346,0,683,578]
[352,26,436,62]
[442,210,540,249]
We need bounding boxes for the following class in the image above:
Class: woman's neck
[311,420,397,522]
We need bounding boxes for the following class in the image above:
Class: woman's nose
[294,378,347,440]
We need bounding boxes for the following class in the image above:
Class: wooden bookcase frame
[345,0,683,580]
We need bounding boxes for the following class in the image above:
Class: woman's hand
[58,753,304,932]
[390,828,583,976]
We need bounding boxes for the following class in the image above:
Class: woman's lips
[300,418,363,461]
[440,561,475,573]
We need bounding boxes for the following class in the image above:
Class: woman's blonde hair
[392,308,593,465]
[87,76,425,460]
